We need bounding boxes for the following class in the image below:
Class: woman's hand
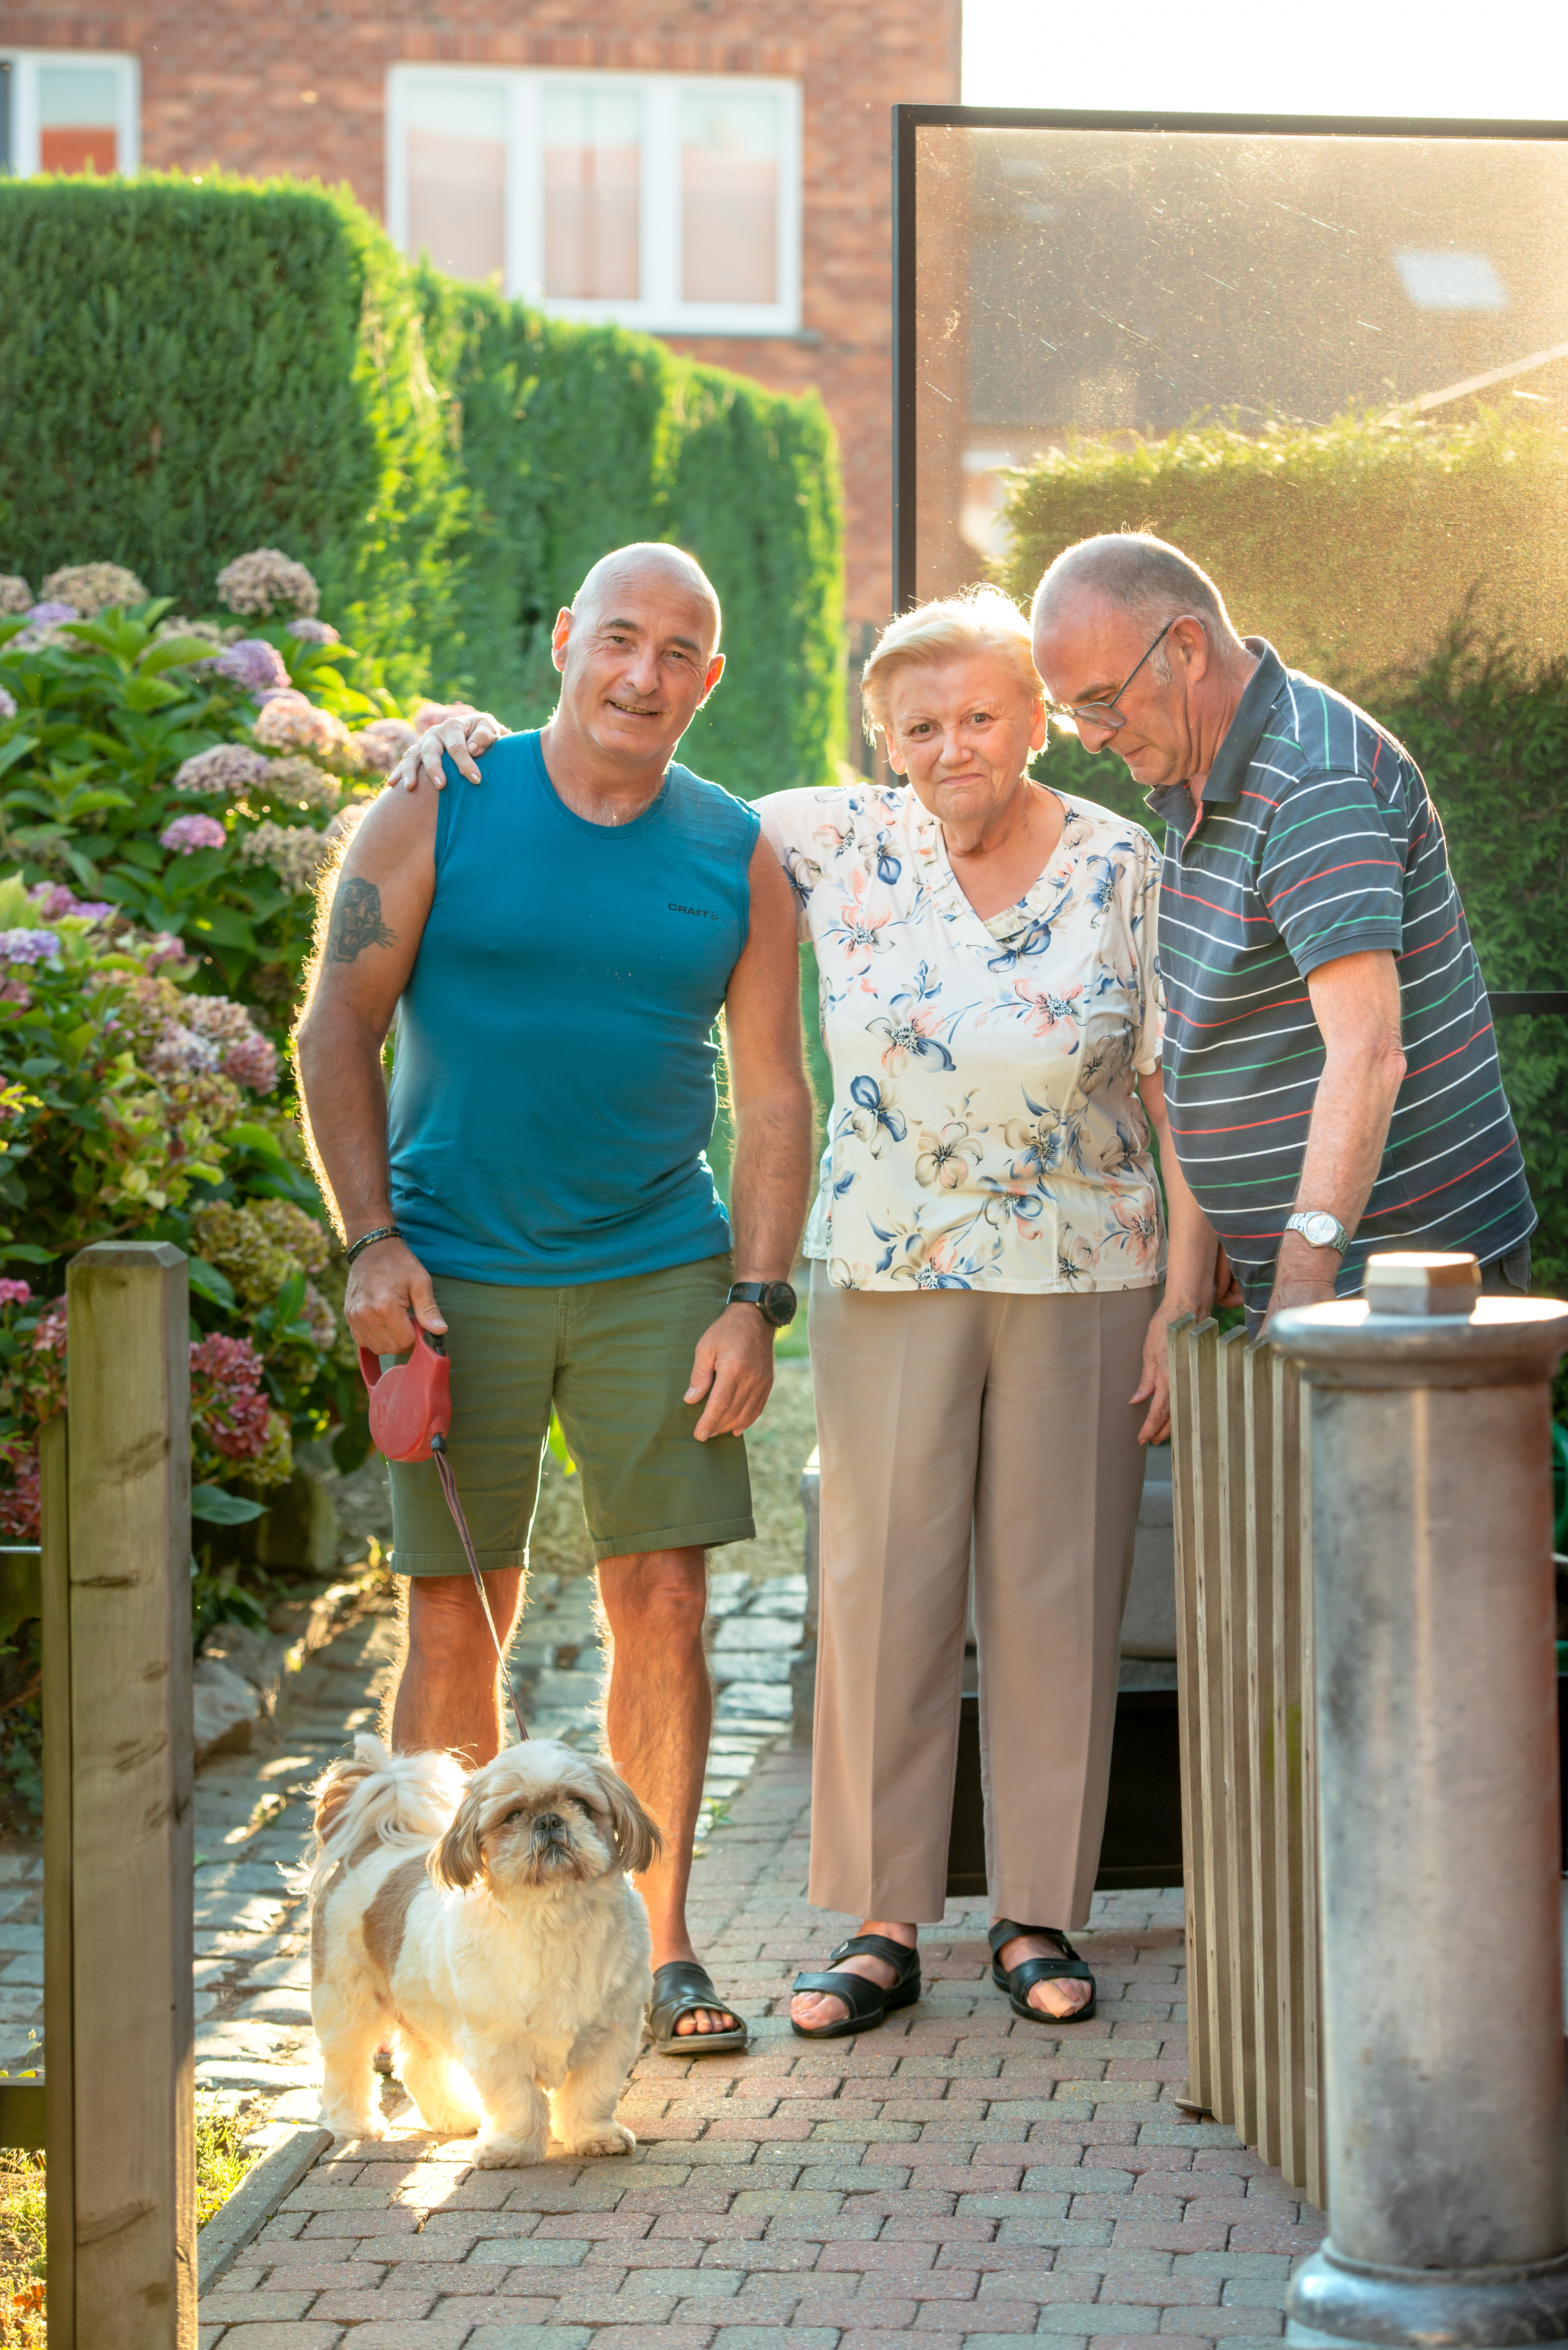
[388,710,509,794]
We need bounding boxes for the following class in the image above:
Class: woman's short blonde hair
[859,584,1042,740]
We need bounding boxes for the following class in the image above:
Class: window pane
[682,89,779,305]
[405,79,505,284]
[39,65,119,175]
[544,87,640,301]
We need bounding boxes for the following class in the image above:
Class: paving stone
[211,2328,344,2347]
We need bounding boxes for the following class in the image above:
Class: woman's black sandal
[648,1960,750,2057]
[790,1933,922,2040]
[987,1919,1097,2023]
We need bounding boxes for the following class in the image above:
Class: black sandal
[648,1960,749,2057]
[988,1919,1097,2023]
[790,1932,922,2040]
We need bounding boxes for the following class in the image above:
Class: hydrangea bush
[0,549,407,1019]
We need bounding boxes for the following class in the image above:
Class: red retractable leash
[358,1329,529,1744]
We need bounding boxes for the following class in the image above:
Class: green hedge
[0,179,845,793]
[1000,406,1568,685]
[0,174,461,701]
[1032,643,1568,1295]
[420,276,845,795]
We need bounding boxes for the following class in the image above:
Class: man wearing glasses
[1030,532,1535,1336]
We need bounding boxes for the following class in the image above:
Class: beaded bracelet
[346,1224,403,1266]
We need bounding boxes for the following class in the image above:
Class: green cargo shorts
[386,1255,754,1573]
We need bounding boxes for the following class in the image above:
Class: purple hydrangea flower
[0,929,62,966]
[24,602,77,627]
[210,639,291,696]
[160,813,227,857]
[285,618,340,645]
[28,882,113,922]
[145,934,188,969]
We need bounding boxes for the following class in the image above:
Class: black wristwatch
[728,1279,798,1330]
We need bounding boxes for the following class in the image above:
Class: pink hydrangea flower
[0,1279,33,1309]
[145,934,188,969]
[220,1034,278,1091]
[160,813,227,856]
[286,618,339,645]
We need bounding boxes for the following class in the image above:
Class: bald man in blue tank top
[297,545,814,2055]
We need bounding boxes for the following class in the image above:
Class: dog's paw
[410,2106,480,2137]
[560,2121,636,2159]
[321,2112,385,2144]
[473,2131,549,2169]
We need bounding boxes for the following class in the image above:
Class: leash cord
[430,1434,530,1744]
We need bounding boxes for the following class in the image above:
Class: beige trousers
[807,1264,1154,1928]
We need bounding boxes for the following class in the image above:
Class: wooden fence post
[44,1242,194,2350]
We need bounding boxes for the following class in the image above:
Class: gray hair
[1030,534,1238,681]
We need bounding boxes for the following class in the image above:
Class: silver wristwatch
[1286,1209,1350,1255]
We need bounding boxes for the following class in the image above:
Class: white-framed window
[0,49,139,178]
[386,65,802,337]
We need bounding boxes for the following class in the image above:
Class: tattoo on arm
[327,877,395,964]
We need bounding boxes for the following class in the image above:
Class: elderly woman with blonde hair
[384,581,1216,2037]
[759,584,1214,2037]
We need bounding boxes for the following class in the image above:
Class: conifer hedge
[0,177,844,791]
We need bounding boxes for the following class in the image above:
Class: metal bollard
[1273,1253,1568,2350]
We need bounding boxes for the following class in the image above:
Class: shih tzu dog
[309,1732,661,2165]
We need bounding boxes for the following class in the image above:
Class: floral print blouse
[758,782,1165,1293]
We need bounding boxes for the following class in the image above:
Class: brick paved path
[199,1744,1325,2349]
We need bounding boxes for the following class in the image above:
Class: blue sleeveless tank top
[386,730,759,1285]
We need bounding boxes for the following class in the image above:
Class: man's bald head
[1030,533,1237,654]
[572,543,722,654]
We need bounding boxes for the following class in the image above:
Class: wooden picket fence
[1168,1316,1326,2209]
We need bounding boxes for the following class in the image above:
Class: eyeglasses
[1045,616,1187,734]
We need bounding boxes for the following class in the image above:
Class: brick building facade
[0,1,961,697]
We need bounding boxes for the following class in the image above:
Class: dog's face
[428,1739,661,1899]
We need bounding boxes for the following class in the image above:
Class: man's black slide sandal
[790,1932,922,2040]
[649,1960,750,2057]
[987,1919,1097,2023]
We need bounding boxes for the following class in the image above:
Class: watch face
[1300,1214,1338,1247]
[761,1280,798,1329]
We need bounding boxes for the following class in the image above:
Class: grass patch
[0,2150,45,2347]
[0,2094,262,2338]
[195,2097,261,2228]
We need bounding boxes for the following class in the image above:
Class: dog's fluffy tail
[309,1733,466,1896]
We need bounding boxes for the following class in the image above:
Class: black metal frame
[891,103,1568,615]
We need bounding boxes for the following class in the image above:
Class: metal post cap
[1362,1250,1481,1317]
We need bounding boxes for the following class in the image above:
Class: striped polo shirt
[1147,639,1535,1326]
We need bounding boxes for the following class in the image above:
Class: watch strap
[347,1224,403,1266]
[1286,1210,1349,1255]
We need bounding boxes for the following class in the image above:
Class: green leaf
[228,1121,287,1160]
[276,1269,307,1321]
[187,1258,237,1309]
[0,738,40,781]
[138,636,218,676]
[0,1246,55,1264]
[190,1485,268,1525]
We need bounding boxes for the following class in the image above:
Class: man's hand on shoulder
[345,1237,449,1357]
[389,710,510,794]
[685,1302,775,1440]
